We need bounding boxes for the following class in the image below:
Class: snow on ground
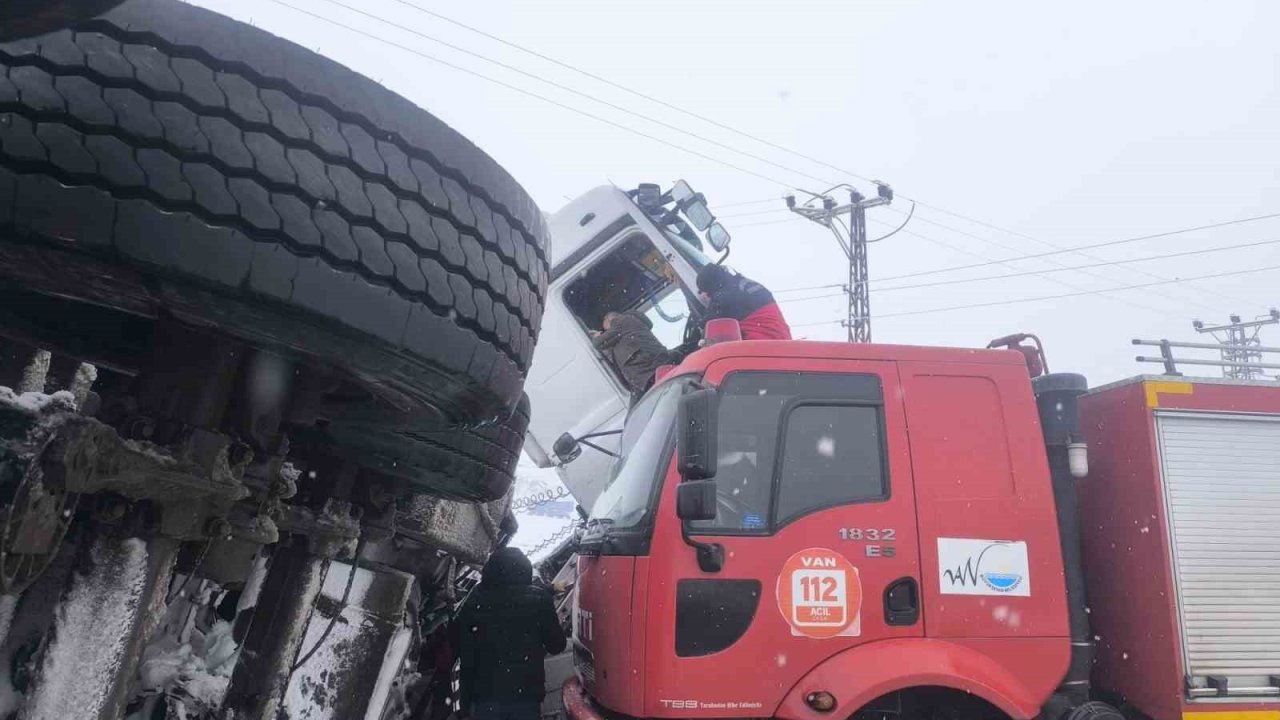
[510,455,577,563]
[25,537,150,720]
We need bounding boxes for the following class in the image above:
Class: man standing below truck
[453,548,567,720]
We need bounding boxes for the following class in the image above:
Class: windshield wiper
[579,518,615,555]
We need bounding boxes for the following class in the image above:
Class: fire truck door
[644,360,922,716]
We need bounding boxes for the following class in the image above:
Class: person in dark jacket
[453,547,566,720]
[590,311,673,396]
[696,264,792,340]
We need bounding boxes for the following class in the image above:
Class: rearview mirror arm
[680,522,724,573]
[579,439,619,459]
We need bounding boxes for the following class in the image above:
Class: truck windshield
[587,379,688,530]
[664,230,714,271]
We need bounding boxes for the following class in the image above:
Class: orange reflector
[805,691,837,713]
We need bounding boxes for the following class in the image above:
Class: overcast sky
[190,0,1280,381]
[184,0,1280,550]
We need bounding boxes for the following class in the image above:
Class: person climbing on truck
[590,311,675,397]
[695,264,793,340]
[452,547,567,720]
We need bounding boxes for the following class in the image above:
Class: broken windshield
[587,378,689,530]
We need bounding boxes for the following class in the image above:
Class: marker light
[704,318,742,345]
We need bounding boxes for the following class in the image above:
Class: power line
[734,216,807,229]
[876,211,1280,282]
[385,0,1273,315]
[774,282,846,294]
[720,207,798,219]
[868,220,1170,314]
[305,0,839,189]
[381,0,880,185]
[717,197,787,209]
[736,212,1171,314]
[796,262,1280,327]
[273,0,1271,319]
[267,0,795,188]
[882,204,1254,311]
[314,0,1157,316]
[875,235,1280,293]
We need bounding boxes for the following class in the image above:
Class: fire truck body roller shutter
[1156,412,1280,695]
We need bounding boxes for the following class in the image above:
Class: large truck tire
[0,1,128,41]
[321,393,532,501]
[0,0,549,431]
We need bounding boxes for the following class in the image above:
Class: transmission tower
[787,185,894,342]
[1193,311,1280,380]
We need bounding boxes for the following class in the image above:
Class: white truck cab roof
[523,184,726,510]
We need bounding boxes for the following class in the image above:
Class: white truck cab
[522,183,731,509]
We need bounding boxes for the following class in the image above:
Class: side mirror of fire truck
[676,388,720,523]
[675,387,726,570]
[676,481,717,521]
[677,388,718,480]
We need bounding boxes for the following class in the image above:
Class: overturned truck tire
[0,1,129,42]
[0,0,549,438]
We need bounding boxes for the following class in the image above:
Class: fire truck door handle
[883,577,919,626]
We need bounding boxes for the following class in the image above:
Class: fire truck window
[776,405,886,525]
[690,371,884,534]
[564,233,692,352]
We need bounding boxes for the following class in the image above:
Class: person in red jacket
[695,264,792,340]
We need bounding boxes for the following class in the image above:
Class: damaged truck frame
[0,1,543,717]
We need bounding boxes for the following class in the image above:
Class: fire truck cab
[558,337,1094,720]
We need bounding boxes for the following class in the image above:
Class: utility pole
[787,185,893,342]
[1192,310,1280,380]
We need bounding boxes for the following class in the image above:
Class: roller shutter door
[1157,412,1280,698]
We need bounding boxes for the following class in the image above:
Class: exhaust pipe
[1032,373,1092,705]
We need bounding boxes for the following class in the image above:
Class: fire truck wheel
[0,0,549,428]
[0,1,127,41]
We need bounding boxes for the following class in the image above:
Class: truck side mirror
[706,222,731,252]
[677,388,718,480]
[676,480,717,521]
[553,432,581,464]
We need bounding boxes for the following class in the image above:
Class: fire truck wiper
[579,518,615,555]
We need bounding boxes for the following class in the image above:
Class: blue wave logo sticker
[938,539,1031,597]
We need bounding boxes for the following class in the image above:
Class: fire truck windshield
[585,378,689,532]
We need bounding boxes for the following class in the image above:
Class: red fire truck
[553,329,1280,720]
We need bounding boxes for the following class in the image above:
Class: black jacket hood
[481,547,533,587]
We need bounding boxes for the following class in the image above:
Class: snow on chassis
[0,1,548,717]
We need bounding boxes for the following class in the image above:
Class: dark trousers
[471,700,541,720]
